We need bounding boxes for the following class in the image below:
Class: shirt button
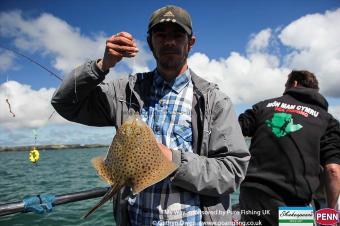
[154,125,160,133]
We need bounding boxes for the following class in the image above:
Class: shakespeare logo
[279,207,314,225]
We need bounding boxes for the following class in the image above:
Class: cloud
[0,79,116,145]
[247,28,272,53]
[0,10,103,73]
[1,9,339,104]
[188,27,290,104]
[0,80,66,129]
[279,8,340,97]
[1,8,340,145]
[0,10,152,74]
[0,50,15,72]
[189,51,290,104]
[189,8,340,104]
[329,105,340,121]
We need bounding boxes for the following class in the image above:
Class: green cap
[148,5,193,35]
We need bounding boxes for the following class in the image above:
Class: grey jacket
[51,60,250,225]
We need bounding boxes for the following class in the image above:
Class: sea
[0,148,240,226]
[0,148,113,226]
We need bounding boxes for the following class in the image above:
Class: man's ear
[293,80,298,88]
[188,36,196,51]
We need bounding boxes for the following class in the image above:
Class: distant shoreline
[0,144,109,152]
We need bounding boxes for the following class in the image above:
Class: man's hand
[324,163,340,208]
[98,32,139,71]
[157,143,173,162]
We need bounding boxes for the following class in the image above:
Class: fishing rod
[0,47,110,218]
[0,46,109,218]
[0,44,62,81]
[1,45,61,155]
[0,187,109,217]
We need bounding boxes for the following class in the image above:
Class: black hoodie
[239,87,340,204]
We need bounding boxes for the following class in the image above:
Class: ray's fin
[132,154,178,194]
[91,156,114,185]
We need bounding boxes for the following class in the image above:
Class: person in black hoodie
[238,70,340,225]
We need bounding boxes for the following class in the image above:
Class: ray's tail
[82,181,123,219]
[83,155,123,219]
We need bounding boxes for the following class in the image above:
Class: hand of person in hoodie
[324,163,340,209]
[97,32,139,71]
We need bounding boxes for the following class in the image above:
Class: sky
[0,0,340,146]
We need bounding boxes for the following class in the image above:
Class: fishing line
[33,129,38,147]
[0,45,61,164]
[29,129,40,165]
[48,110,56,120]
[28,111,56,165]
[0,45,62,81]
[74,67,79,102]
[34,110,57,138]
[128,56,136,116]
[0,45,60,122]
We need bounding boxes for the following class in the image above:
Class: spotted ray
[83,115,178,218]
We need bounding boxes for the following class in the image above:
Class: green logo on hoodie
[266,113,302,137]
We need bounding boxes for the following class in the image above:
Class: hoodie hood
[284,87,329,111]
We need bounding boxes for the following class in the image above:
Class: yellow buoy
[29,148,40,164]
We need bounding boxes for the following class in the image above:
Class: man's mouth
[161,49,180,55]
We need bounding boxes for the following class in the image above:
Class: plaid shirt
[128,69,202,225]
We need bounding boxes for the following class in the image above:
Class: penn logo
[315,208,339,225]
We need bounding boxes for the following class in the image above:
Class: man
[52,5,250,225]
[238,70,340,225]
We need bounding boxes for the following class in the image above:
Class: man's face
[150,23,194,71]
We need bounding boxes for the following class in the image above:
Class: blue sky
[1,0,340,146]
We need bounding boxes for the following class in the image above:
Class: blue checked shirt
[127,69,202,225]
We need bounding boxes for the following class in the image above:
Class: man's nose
[163,34,176,46]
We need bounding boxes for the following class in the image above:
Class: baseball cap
[148,5,193,35]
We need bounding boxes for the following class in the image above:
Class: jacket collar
[284,87,328,111]
[128,68,217,98]
[189,69,218,95]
